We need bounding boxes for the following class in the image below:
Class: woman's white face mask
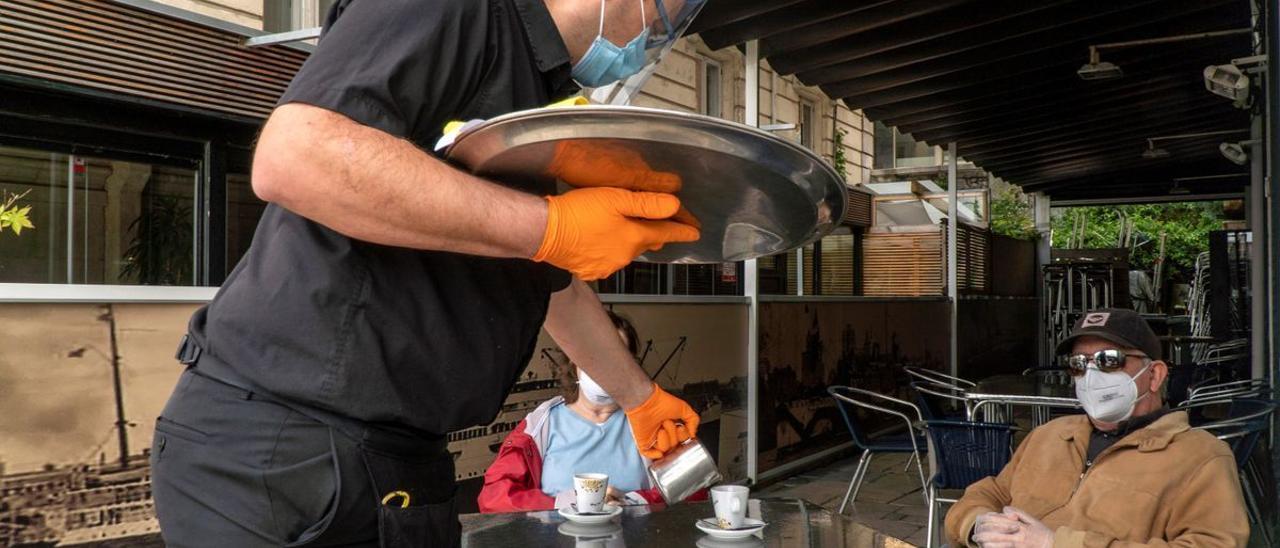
[1074,361,1152,424]
[577,368,615,406]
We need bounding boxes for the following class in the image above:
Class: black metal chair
[1196,401,1276,548]
[910,381,969,422]
[905,366,976,390]
[828,385,930,514]
[921,420,1016,548]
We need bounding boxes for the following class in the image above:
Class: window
[226,173,267,274]
[0,145,198,285]
[264,0,337,32]
[873,121,938,169]
[799,101,816,149]
[701,59,722,118]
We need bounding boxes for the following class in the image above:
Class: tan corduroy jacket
[945,411,1249,547]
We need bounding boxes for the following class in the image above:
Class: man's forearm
[544,279,653,409]
[253,103,546,257]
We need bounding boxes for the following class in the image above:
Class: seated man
[946,308,1249,547]
[478,311,704,512]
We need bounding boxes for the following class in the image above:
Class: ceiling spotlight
[1204,64,1250,108]
[1078,50,1123,80]
[1220,141,1249,165]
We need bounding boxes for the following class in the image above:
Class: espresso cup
[710,485,749,528]
[573,473,609,513]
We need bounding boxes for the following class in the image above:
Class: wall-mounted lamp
[1078,47,1123,80]
[1141,129,1248,159]
[1078,28,1251,81]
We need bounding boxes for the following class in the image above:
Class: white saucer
[695,517,767,539]
[558,520,623,539]
[558,503,623,524]
[696,536,765,548]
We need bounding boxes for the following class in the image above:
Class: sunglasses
[1065,349,1147,376]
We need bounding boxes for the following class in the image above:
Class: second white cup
[573,472,609,513]
[710,485,749,528]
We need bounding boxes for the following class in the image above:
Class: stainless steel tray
[445,105,847,263]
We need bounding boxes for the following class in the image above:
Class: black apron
[165,336,460,548]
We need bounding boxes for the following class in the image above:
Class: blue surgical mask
[572,0,651,88]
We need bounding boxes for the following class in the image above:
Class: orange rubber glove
[534,187,700,281]
[625,383,701,460]
[546,141,682,193]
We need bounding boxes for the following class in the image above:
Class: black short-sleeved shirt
[189,0,576,435]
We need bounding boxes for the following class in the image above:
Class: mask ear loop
[639,0,646,33]
[597,0,606,37]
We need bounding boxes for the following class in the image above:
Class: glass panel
[318,0,338,19]
[0,145,197,285]
[799,102,815,149]
[873,121,894,170]
[703,61,722,118]
[227,173,267,274]
[263,0,293,32]
[819,234,854,295]
[671,263,741,295]
[895,130,935,168]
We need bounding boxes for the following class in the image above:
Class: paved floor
[757,452,935,547]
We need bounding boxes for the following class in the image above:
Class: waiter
[151,0,706,546]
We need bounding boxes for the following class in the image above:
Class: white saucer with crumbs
[695,517,767,539]
[558,503,622,524]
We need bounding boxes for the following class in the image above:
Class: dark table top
[970,373,1076,400]
[460,497,914,547]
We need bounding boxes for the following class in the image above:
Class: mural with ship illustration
[0,301,748,544]
[756,300,950,474]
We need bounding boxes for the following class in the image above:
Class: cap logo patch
[1082,313,1110,327]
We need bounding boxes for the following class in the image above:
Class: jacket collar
[1058,410,1190,452]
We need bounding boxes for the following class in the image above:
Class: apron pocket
[378,496,460,548]
[359,432,456,547]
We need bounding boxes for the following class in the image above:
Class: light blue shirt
[540,403,648,496]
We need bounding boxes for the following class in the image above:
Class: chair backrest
[923,420,1015,490]
[1200,419,1268,469]
[1183,398,1277,430]
[828,385,924,451]
[910,381,968,421]
[904,366,976,389]
[1187,378,1271,403]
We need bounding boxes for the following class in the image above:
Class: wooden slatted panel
[956,224,991,293]
[0,0,306,119]
[842,186,872,227]
[862,229,943,296]
[819,234,854,295]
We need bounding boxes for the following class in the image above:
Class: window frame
[700,57,723,119]
[264,0,332,33]
[0,96,257,302]
[798,99,816,150]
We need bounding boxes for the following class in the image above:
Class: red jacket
[477,397,705,513]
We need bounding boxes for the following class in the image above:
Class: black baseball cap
[1055,308,1162,360]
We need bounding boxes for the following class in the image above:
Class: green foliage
[120,195,193,285]
[0,190,34,236]
[1051,202,1226,281]
[989,184,1038,240]
[831,129,849,180]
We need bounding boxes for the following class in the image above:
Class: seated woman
[478,311,701,512]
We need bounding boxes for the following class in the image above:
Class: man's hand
[547,141,681,193]
[972,507,1053,548]
[534,187,700,280]
[625,384,700,459]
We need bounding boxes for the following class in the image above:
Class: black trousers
[152,367,459,547]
